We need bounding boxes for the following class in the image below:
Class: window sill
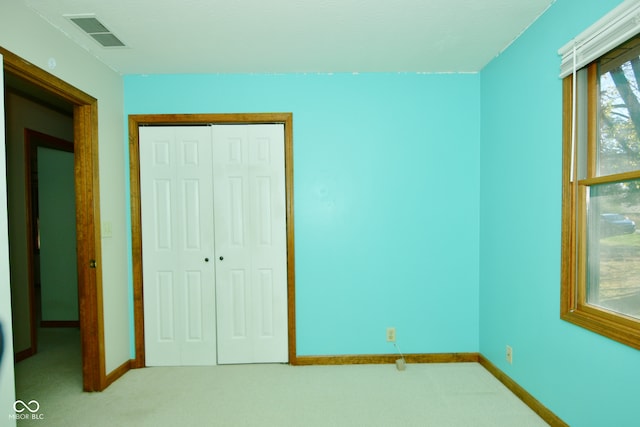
[561,306,640,350]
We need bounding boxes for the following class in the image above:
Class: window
[561,5,640,349]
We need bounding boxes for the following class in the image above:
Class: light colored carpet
[14,329,548,426]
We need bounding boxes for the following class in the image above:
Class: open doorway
[1,46,106,391]
[26,130,78,332]
[6,89,76,365]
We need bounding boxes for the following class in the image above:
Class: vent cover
[66,15,126,48]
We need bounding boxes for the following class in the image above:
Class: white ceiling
[23,0,555,75]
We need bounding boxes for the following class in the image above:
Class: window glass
[587,180,640,319]
[598,36,640,177]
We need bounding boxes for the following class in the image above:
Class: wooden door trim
[129,113,297,367]
[1,46,106,391]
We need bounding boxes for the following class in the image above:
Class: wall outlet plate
[386,327,396,342]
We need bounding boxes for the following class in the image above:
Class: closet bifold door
[139,124,288,366]
[213,124,288,364]
[139,126,216,366]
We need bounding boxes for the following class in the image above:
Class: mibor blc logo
[10,399,44,420]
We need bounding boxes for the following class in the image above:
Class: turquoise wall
[480,0,639,426]
[123,0,640,424]
[124,73,481,356]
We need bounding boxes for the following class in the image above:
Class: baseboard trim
[40,320,80,328]
[14,347,35,363]
[478,354,568,427]
[292,352,479,366]
[105,359,132,388]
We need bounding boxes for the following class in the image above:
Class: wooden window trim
[561,63,640,350]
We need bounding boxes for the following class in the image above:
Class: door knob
[219,256,224,261]
[204,258,209,262]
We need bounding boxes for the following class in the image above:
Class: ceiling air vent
[66,15,126,48]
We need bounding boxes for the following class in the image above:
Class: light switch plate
[102,221,113,238]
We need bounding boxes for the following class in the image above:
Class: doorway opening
[25,129,78,331]
[2,46,105,391]
[128,113,298,367]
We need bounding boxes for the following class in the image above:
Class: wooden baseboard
[130,356,145,369]
[478,354,568,427]
[40,320,80,328]
[105,359,132,388]
[14,347,35,363]
[292,352,479,366]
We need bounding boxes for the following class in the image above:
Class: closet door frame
[128,113,297,367]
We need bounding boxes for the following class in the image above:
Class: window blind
[558,0,640,78]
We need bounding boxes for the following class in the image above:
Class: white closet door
[213,124,288,364]
[140,126,217,366]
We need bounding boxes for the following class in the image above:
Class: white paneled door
[213,125,288,364]
[140,124,287,366]
[140,126,216,366]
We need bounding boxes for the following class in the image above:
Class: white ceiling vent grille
[66,15,126,48]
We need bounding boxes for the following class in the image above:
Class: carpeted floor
[13,328,548,426]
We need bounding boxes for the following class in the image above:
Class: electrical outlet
[386,327,396,342]
[506,345,513,364]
